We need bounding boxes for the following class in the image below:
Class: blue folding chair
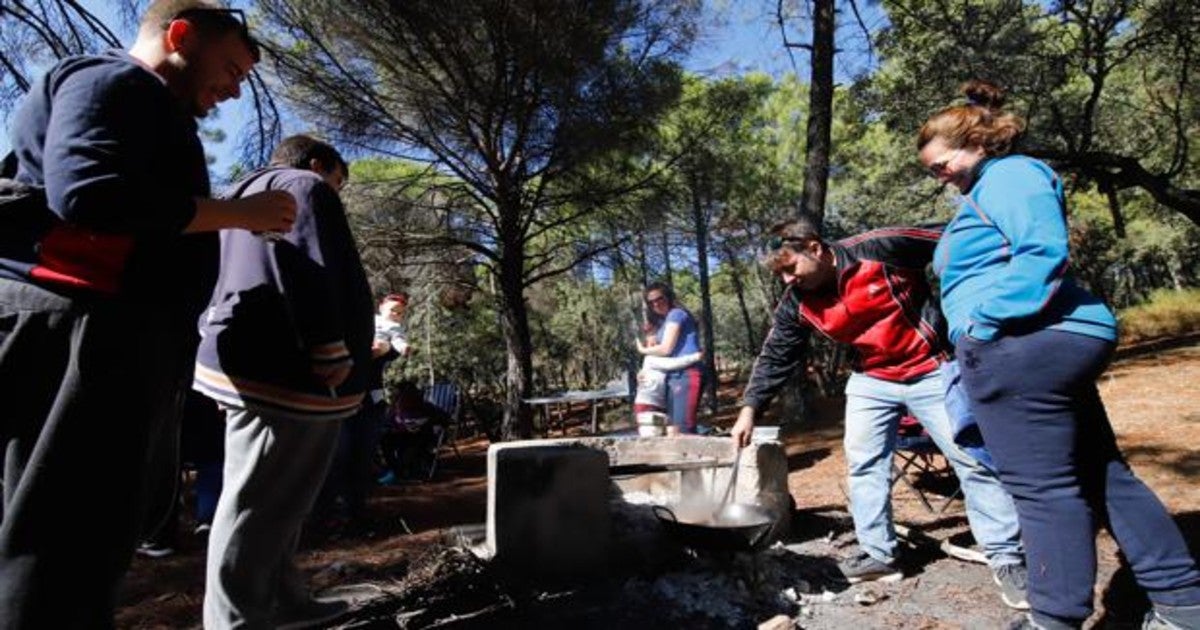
[421,382,462,479]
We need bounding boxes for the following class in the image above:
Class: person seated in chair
[730,215,1029,610]
[379,381,452,482]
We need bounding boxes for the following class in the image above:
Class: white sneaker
[135,542,175,558]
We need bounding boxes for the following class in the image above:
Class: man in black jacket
[0,2,294,626]
[731,215,1028,609]
[194,135,374,628]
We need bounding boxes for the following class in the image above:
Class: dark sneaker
[1006,613,1080,630]
[193,522,212,536]
[276,598,350,630]
[135,542,175,558]
[1144,603,1200,630]
[343,517,377,539]
[993,563,1031,610]
[1006,615,1038,630]
[837,551,902,584]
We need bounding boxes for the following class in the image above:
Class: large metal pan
[652,503,775,552]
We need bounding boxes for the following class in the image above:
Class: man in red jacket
[731,215,1028,609]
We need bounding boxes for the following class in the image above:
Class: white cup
[637,424,666,437]
[636,411,667,426]
[752,426,781,443]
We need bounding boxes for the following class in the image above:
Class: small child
[375,292,412,357]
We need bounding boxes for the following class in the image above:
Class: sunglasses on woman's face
[926,148,963,177]
[646,295,668,306]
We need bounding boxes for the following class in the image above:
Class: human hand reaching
[730,406,756,448]
[237,190,297,234]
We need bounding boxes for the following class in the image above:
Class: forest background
[3,0,1199,439]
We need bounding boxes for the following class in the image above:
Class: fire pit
[323,435,855,629]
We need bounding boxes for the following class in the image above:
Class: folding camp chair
[379,381,460,482]
[421,381,462,479]
[892,415,962,515]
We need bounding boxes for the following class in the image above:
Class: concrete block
[486,441,611,574]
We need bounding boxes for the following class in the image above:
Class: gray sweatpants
[203,407,342,629]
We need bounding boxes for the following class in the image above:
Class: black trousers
[957,328,1200,624]
[0,279,191,628]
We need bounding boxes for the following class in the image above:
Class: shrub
[1117,289,1200,346]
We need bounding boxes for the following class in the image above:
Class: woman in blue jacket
[917,80,1200,630]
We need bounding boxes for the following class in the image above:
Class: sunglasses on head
[171,6,248,26]
[766,235,809,251]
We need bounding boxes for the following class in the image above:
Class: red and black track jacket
[741,226,949,412]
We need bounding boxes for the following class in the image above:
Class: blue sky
[3,1,882,179]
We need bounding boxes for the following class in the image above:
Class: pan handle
[748,521,774,549]
[651,504,678,522]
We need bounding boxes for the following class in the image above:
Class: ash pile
[321,437,859,629]
[330,536,853,629]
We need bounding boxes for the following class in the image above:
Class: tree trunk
[722,242,759,356]
[1168,254,1183,291]
[636,231,650,288]
[800,0,835,224]
[497,233,535,440]
[424,295,436,383]
[1102,181,1126,238]
[660,228,673,282]
[689,174,719,415]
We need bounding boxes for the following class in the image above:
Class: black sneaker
[837,551,902,584]
[1006,614,1042,630]
[1006,613,1079,630]
[993,563,1031,610]
[135,542,175,558]
[276,598,350,630]
[1007,615,1037,630]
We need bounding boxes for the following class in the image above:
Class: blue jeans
[665,365,702,434]
[843,370,1023,567]
[194,461,223,525]
[958,329,1200,623]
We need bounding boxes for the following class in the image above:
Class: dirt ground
[116,341,1200,629]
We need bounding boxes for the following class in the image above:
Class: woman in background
[636,282,704,434]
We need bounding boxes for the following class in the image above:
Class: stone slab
[485,442,612,574]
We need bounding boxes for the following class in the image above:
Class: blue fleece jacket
[933,155,1117,345]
